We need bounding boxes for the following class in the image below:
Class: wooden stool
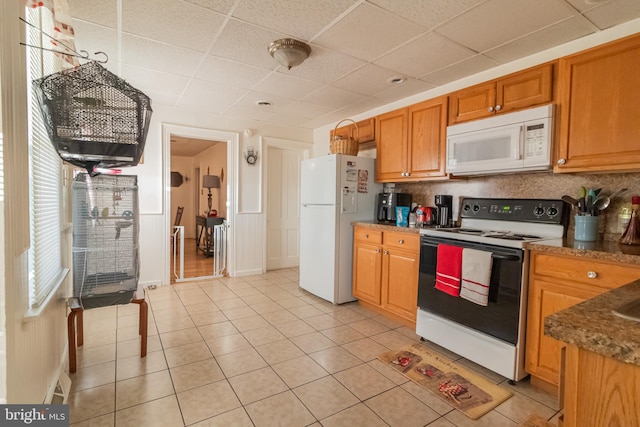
[68,290,148,373]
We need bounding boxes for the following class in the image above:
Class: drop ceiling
[69,0,640,131]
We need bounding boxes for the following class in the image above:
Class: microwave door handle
[512,126,523,160]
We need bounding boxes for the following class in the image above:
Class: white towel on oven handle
[460,248,493,306]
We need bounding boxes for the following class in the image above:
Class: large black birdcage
[33,61,152,174]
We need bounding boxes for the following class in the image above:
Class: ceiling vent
[33,61,153,175]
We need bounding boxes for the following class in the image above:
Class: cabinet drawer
[383,231,419,250]
[354,228,382,244]
[531,253,640,290]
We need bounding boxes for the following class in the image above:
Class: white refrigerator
[299,154,381,304]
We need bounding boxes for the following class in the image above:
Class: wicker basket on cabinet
[330,119,359,156]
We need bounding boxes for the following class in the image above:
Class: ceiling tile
[584,0,640,29]
[302,86,368,109]
[375,32,476,78]
[261,112,311,128]
[277,102,335,119]
[314,3,426,61]
[374,79,436,103]
[210,19,285,69]
[420,55,498,86]
[121,34,204,77]
[369,0,484,30]
[183,0,237,15]
[564,0,615,13]
[122,0,225,52]
[176,79,248,114]
[484,16,597,63]
[281,45,366,84]
[253,73,324,99]
[143,89,182,107]
[224,105,273,122]
[436,0,577,52]
[195,56,273,89]
[233,0,356,41]
[331,64,409,96]
[69,0,118,28]
[119,64,190,95]
[233,90,296,113]
[71,20,119,62]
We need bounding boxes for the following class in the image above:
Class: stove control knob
[534,206,545,216]
[547,207,558,217]
[472,204,480,212]
[463,204,471,212]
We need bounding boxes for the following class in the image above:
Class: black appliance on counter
[434,194,453,227]
[376,192,412,223]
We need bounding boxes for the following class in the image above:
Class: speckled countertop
[545,279,640,366]
[351,221,421,234]
[526,238,640,264]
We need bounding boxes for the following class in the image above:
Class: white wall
[128,103,311,285]
[170,156,195,238]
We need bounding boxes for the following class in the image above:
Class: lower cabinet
[353,226,419,327]
[525,250,640,395]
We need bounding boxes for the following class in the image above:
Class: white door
[266,147,302,270]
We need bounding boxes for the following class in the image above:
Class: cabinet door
[375,108,408,182]
[381,247,419,322]
[330,118,376,144]
[556,34,640,173]
[407,96,449,179]
[353,242,382,305]
[497,63,553,114]
[448,81,495,124]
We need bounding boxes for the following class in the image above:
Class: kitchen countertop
[351,221,422,234]
[526,237,640,264]
[545,279,640,366]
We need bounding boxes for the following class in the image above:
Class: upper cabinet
[448,63,554,125]
[555,34,640,173]
[330,118,375,145]
[376,96,449,182]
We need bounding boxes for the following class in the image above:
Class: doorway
[163,124,238,284]
[262,137,310,271]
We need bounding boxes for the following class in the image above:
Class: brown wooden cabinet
[448,63,553,125]
[330,118,375,145]
[561,343,640,427]
[525,251,640,395]
[352,228,383,305]
[352,226,419,327]
[375,96,449,182]
[555,34,640,173]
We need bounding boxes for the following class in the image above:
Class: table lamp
[202,174,220,216]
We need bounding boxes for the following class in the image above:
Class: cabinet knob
[406,172,410,177]
[383,250,389,255]
[557,158,566,165]
[375,249,380,253]
[363,234,369,238]
[495,104,502,111]
[587,271,598,279]
[488,106,494,112]
[398,239,404,244]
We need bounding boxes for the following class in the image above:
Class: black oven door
[418,235,524,345]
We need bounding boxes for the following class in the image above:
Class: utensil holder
[330,119,359,156]
[574,215,598,242]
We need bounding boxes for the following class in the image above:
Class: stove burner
[457,228,484,234]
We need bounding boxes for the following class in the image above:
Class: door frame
[261,136,311,273]
[163,124,239,283]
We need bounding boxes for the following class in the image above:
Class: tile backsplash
[396,171,640,241]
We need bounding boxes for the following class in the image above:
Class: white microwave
[446,104,554,176]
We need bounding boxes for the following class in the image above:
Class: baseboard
[140,280,162,289]
[44,347,71,404]
[233,268,264,277]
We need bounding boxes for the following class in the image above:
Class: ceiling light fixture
[268,38,311,70]
[388,77,406,85]
[256,101,272,107]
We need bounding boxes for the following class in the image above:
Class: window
[26,7,66,310]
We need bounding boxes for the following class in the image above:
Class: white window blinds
[27,7,65,309]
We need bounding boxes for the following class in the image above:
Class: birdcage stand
[67,290,147,373]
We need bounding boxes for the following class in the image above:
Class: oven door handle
[491,254,520,261]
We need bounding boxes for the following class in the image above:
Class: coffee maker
[377,193,412,223]
[434,195,453,228]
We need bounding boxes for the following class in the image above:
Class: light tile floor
[68,268,562,427]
